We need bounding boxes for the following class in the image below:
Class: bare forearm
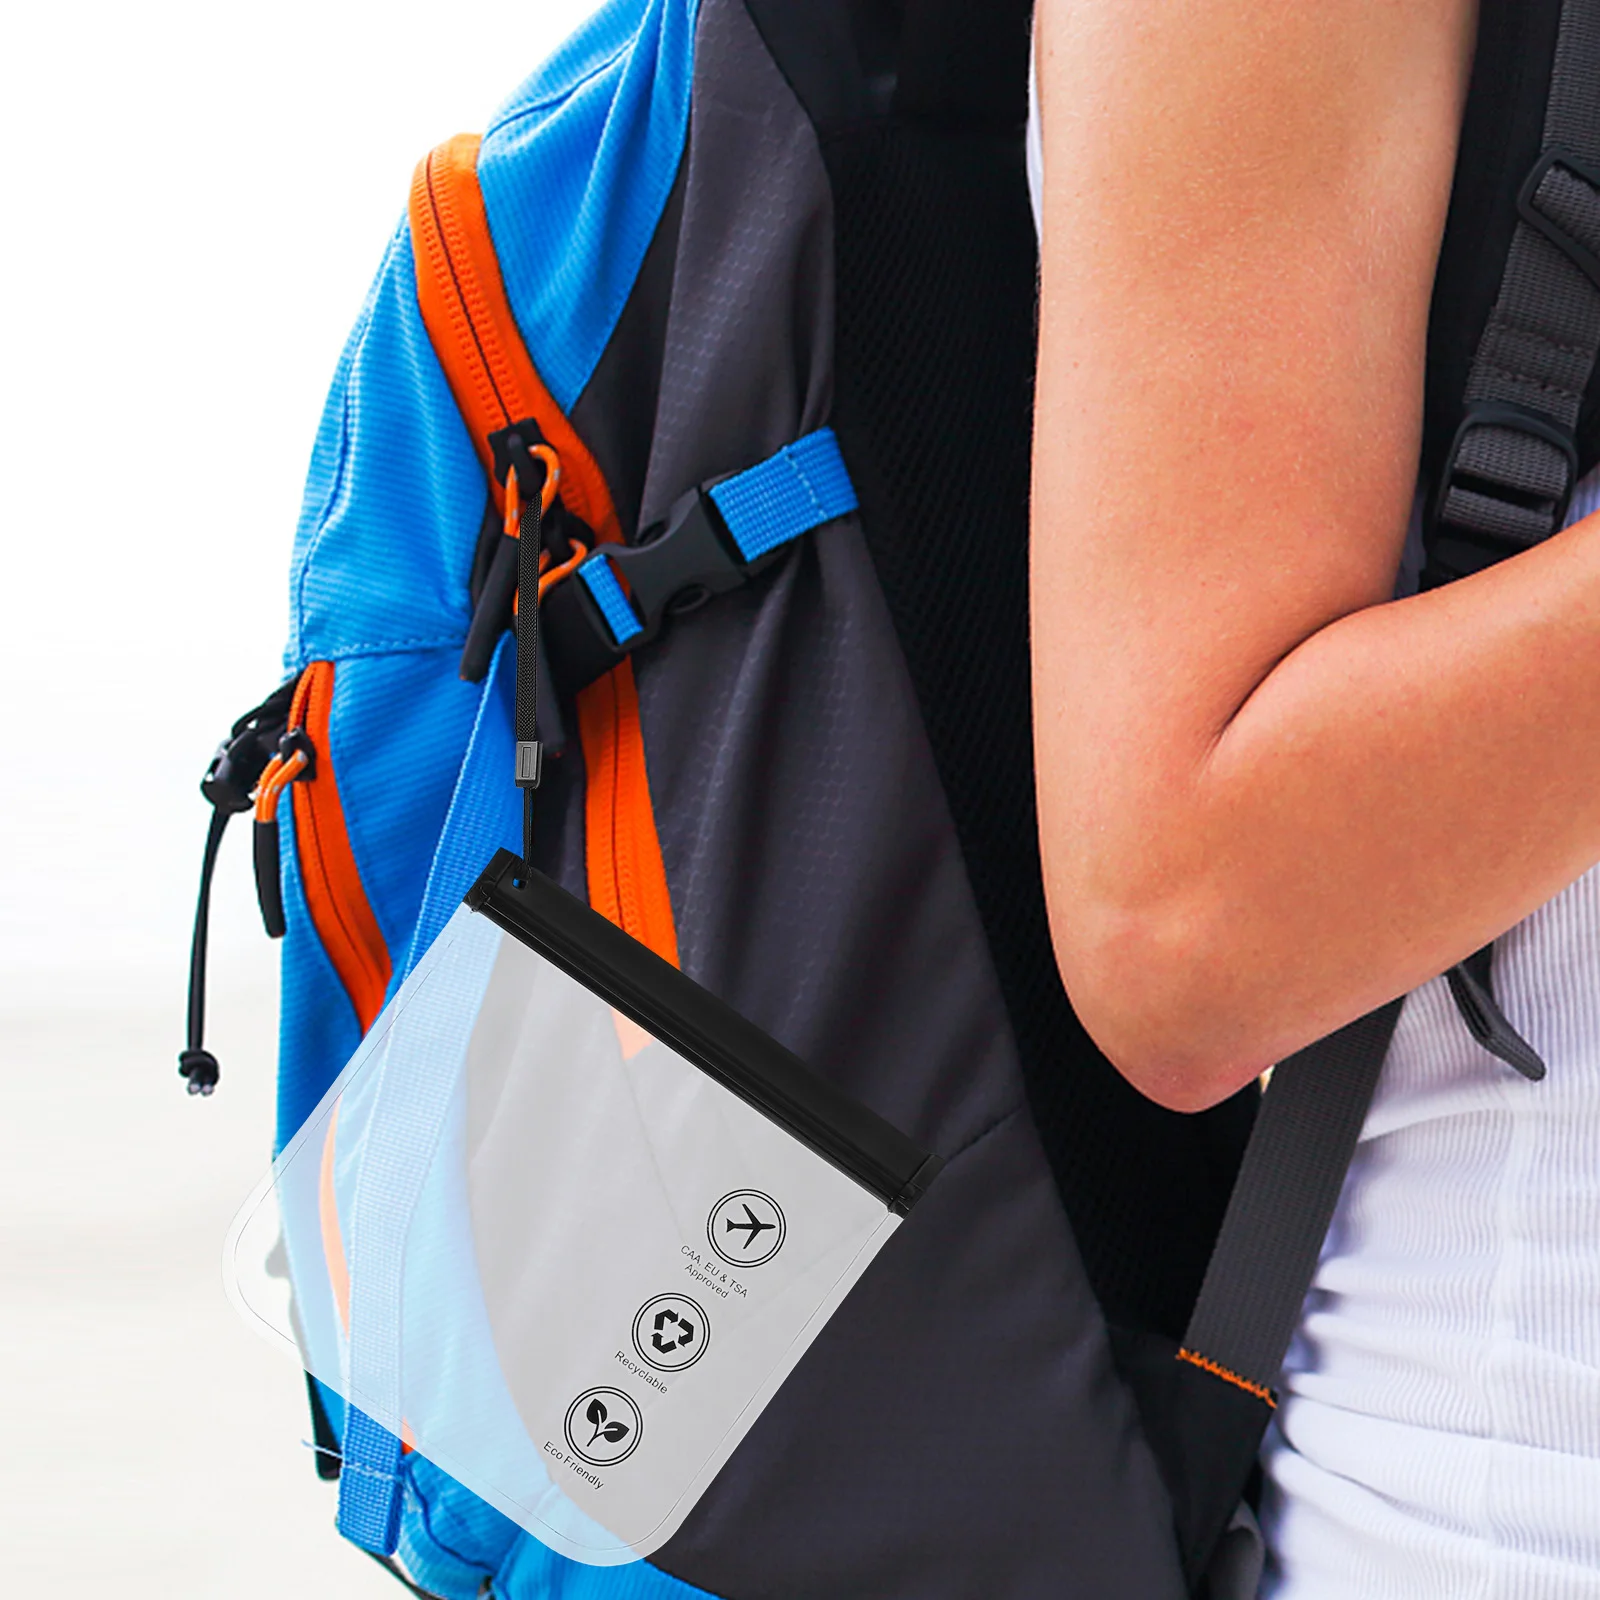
[1038,515,1600,1110]
[1031,0,1497,1108]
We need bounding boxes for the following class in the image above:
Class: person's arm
[1032,0,1600,1112]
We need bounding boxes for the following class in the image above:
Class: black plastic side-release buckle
[542,482,754,694]
[1425,402,1578,584]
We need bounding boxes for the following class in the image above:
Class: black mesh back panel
[818,117,1257,1340]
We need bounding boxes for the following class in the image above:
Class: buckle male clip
[541,480,761,693]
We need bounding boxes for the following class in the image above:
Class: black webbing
[1447,942,1548,1080]
[1467,0,1600,426]
[1430,0,1600,578]
[892,0,1032,132]
[512,463,546,877]
[1181,1000,1403,1393]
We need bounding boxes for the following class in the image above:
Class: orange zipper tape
[409,133,677,966]
[410,135,620,545]
[289,661,393,1032]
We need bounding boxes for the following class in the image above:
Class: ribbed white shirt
[1260,854,1600,1596]
[1027,62,1600,1595]
[1259,463,1600,1599]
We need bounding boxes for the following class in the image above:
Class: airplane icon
[708,1190,786,1267]
[723,1203,777,1250]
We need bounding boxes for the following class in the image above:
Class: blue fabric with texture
[275,0,717,1592]
[479,0,701,413]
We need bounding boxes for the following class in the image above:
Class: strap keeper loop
[1518,147,1600,291]
[1425,401,1578,583]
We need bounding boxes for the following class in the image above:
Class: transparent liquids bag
[226,852,939,1565]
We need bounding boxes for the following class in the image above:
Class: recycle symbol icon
[633,1293,710,1372]
[652,1307,696,1355]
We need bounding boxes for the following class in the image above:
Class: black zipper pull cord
[181,807,234,1095]
[460,497,580,685]
[180,679,297,1095]
[1446,942,1547,1082]
[504,433,557,885]
[252,728,316,939]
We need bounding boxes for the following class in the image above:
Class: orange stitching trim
[1176,1348,1278,1409]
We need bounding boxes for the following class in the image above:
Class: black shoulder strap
[893,0,1032,132]
[1141,7,1600,1584]
[1425,0,1600,583]
[1130,1002,1401,1590]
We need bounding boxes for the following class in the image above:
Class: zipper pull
[251,731,314,939]
[180,680,297,1095]
[460,427,572,687]
[1446,943,1547,1082]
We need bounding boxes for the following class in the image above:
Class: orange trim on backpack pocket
[578,660,679,967]
[408,133,677,969]
[290,661,393,1031]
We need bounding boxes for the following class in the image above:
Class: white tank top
[1027,60,1600,1597]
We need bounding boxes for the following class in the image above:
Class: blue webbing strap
[579,556,646,647]
[577,427,858,647]
[339,1406,406,1554]
[708,426,858,561]
[337,929,494,1554]
[333,645,520,1559]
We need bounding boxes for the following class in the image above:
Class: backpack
[183,0,1600,1594]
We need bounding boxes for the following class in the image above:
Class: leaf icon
[600,1421,630,1443]
[586,1398,608,1427]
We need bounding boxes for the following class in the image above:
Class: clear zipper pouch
[226,848,941,1565]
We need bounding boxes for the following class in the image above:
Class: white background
[1,1,597,1591]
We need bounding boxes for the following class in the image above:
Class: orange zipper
[409,133,678,967]
[410,135,621,544]
[286,662,393,1032]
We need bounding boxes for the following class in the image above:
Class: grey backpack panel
[661,1111,1186,1600]
[562,0,1189,1592]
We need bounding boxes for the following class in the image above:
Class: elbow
[1047,892,1268,1114]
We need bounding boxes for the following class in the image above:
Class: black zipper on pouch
[465,849,943,1215]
